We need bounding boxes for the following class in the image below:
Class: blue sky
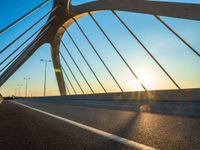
[0,0,200,96]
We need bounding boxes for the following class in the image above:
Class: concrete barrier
[19,88,200,102]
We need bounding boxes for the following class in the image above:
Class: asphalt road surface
[0,98,200,150]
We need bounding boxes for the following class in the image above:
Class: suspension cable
[63,27,109,93]
[60,51,85,94]
[154,15,200,58]
[0,31,45,73]
[0,44,32,73]
[0,16,55,66]
[60,39,95,94]
[61,65,77,95]
[88,12,147,91]
[0,27,47,86]
[112,11,181,89]
[73,18,125,93]
[62,22,107,93]
[0,5,58,55]
[0,0,50,34]
[64,82,71,95]
[0,87,9,97]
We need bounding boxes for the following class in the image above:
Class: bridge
[0,0,200,149]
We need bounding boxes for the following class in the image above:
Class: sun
[125,69,156,91]
[125,68,156,91]
[137,69,155,89]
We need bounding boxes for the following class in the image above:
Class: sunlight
[124,68,156,91]
[125,75,144,91]
[137,69,156,89]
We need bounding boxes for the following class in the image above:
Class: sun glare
[137,69,156,89]
[124,68,156,91]
[126,75,143,91]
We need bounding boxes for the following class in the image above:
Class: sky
[0,0,200,97]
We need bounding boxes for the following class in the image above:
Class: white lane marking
[0,100,3,104]
[11,100,157,150]
[86,102,136,108]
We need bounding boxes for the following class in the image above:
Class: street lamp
[40,59,51,96]
[17,84,23,97]
[14,88,17,97]
[24,77,30,97]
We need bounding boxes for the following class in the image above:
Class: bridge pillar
[51,36,66,96]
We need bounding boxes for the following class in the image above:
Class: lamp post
[40,59,51,96]
[14,88,17,97]
[17,84,23,97]
[24,77,30,97]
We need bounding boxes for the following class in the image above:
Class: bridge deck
[1,99,200,150]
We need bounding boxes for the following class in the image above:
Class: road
[0,98,200,150]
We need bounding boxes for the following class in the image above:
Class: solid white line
[11,100,157,150]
